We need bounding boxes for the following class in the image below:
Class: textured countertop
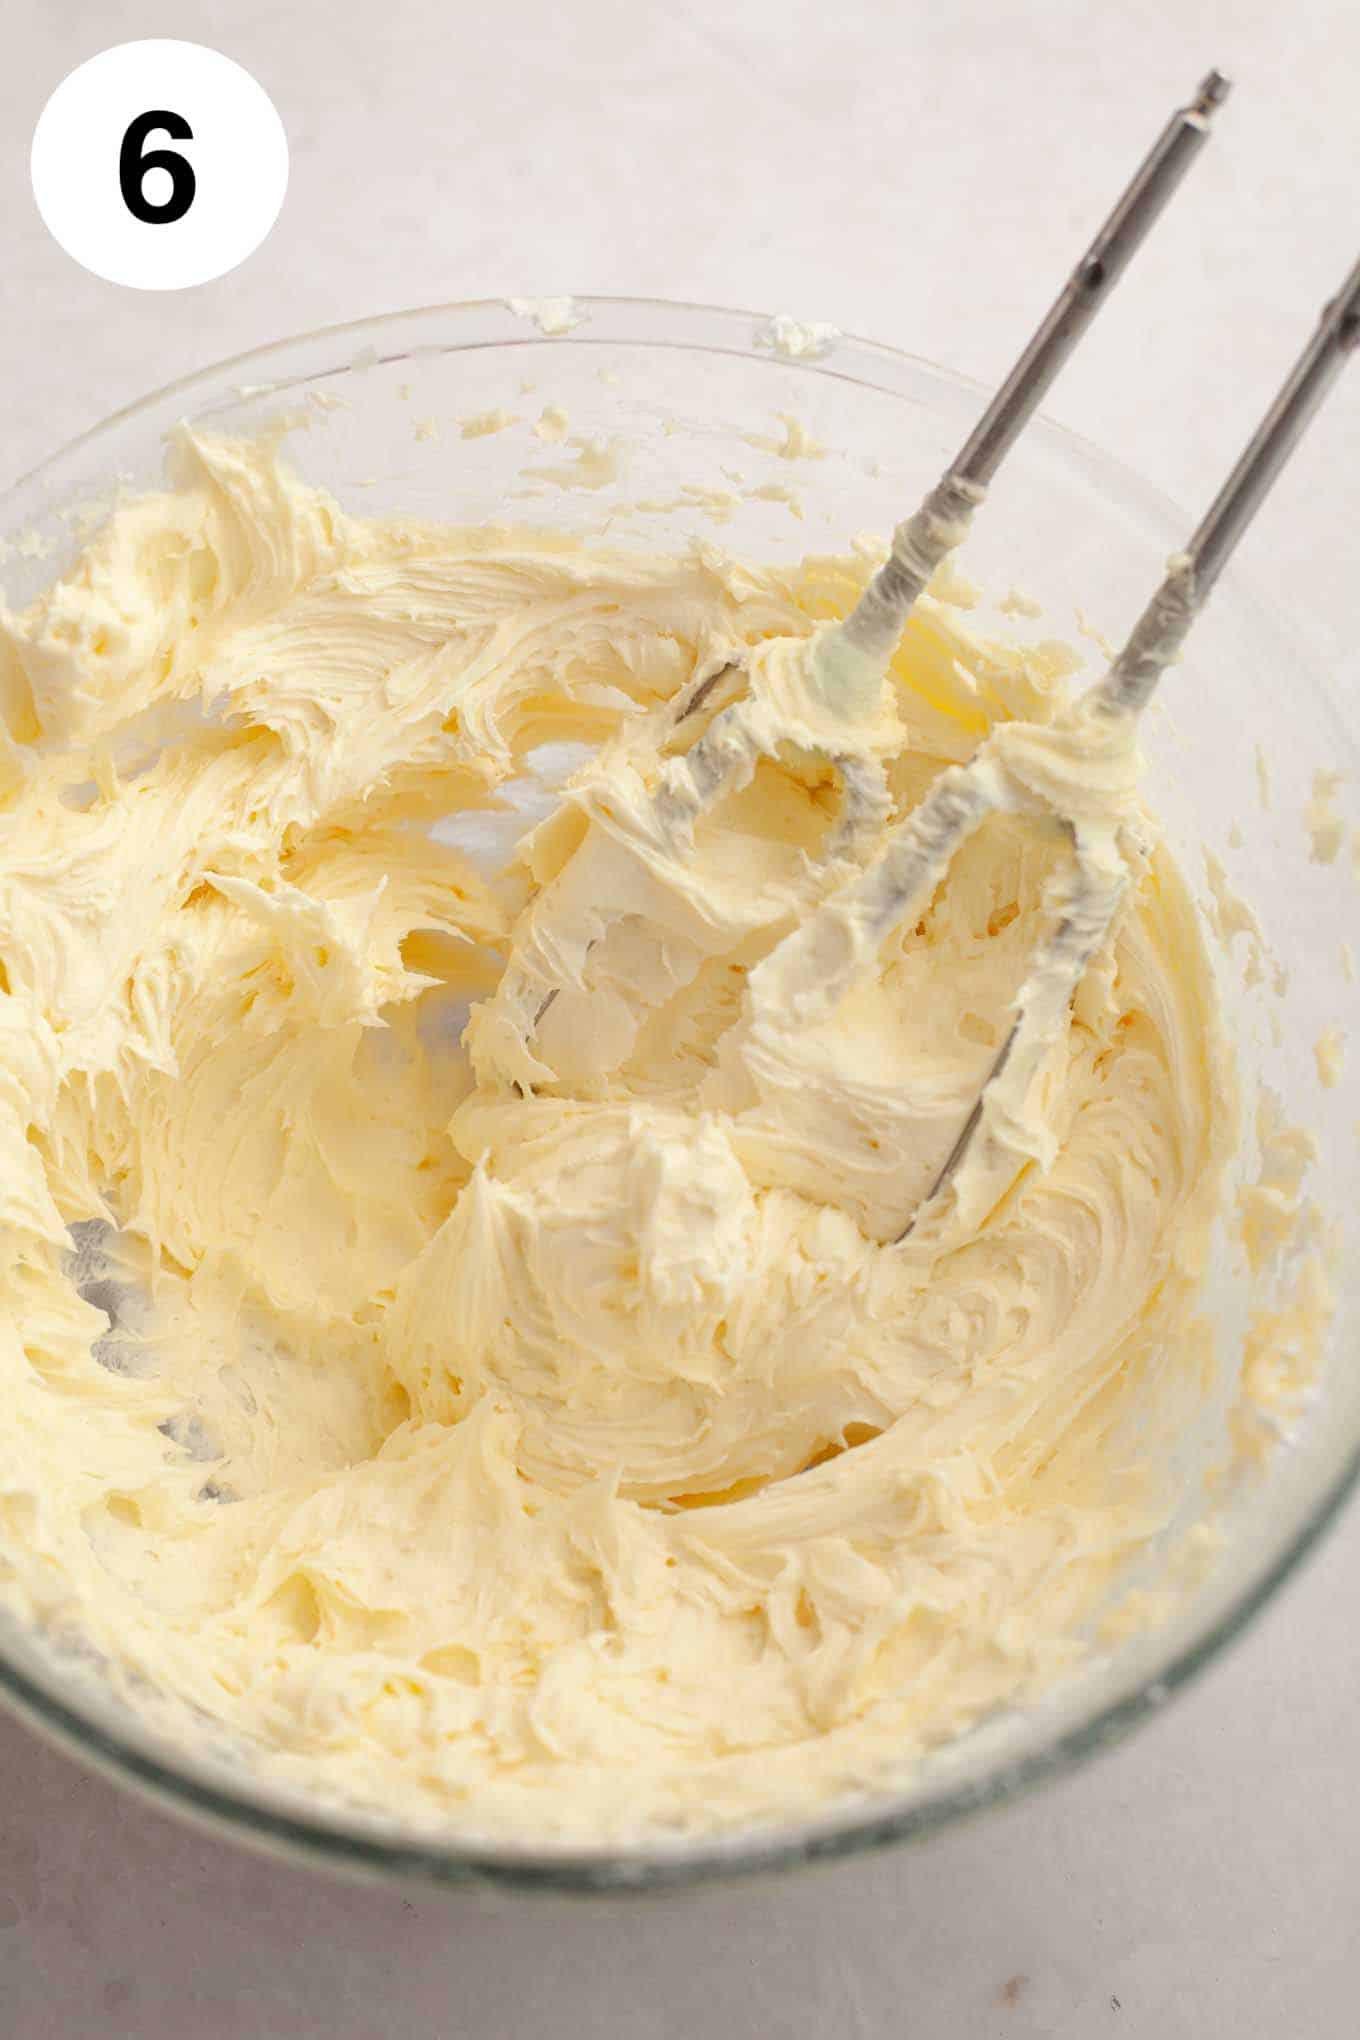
[2,2,1358,2033]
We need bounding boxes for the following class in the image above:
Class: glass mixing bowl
[0,297,1356,1892]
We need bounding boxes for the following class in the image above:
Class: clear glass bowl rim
[1,292,1356,1895]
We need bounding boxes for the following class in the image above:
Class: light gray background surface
[2,2,1358,2033]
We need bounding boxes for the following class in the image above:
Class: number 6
[119,110,196,225]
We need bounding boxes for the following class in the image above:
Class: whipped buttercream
[0,431,1236,1842]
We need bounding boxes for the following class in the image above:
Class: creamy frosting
[0,431,1236,1842]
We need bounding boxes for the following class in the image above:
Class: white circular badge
[31,41,288,291]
